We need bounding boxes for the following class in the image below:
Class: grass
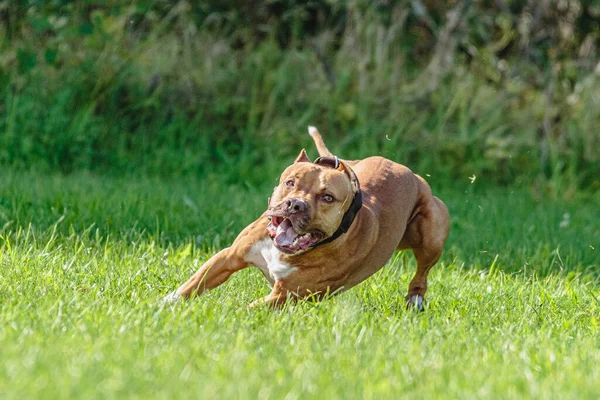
[0,169,599,399]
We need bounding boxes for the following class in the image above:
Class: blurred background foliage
[0,0,598,193]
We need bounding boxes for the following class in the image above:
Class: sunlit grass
[0,171,598,399]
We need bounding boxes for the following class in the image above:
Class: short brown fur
[169,127,450,310]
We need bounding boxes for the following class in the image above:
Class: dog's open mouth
[267,216,324,254]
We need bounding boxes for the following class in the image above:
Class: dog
[164,127,449,310]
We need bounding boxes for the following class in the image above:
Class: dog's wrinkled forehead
[314,156,360,195]
[278,155,359,193]
[280,162,319,180]
[280,157,344,185]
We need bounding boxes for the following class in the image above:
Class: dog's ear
[337,160,360,195]
[294,149,311,163]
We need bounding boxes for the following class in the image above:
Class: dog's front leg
[247,281,291,309]
[174,246,247,300]
[164,217,269,303]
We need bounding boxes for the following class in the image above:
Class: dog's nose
[286,198,307,213]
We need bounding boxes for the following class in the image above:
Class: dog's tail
[308,126,333,157]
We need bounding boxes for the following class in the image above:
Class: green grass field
[1,170,598,399]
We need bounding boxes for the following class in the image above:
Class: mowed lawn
[0,171,599,399]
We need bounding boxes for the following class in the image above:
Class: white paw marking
[161,291,182,305]
[408,295,425,311]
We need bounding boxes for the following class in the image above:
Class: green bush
[0,1,598,191]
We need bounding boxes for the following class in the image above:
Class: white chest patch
[245,239,297,283]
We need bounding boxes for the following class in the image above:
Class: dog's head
[266,149,360,255]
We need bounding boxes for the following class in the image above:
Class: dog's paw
[406,295,425,312]
[247,298,265,309]
[161,291,182,306]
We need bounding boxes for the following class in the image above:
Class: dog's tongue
[274,218,297,247]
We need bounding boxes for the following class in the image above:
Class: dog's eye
[285,179,295,188]
[322,194,334,202]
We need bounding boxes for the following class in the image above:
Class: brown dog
[164,127,449,310]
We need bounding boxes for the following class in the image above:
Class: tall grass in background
[0,1,598,193]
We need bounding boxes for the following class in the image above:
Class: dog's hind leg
[399,196,449,311]
[308,126,334,157]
